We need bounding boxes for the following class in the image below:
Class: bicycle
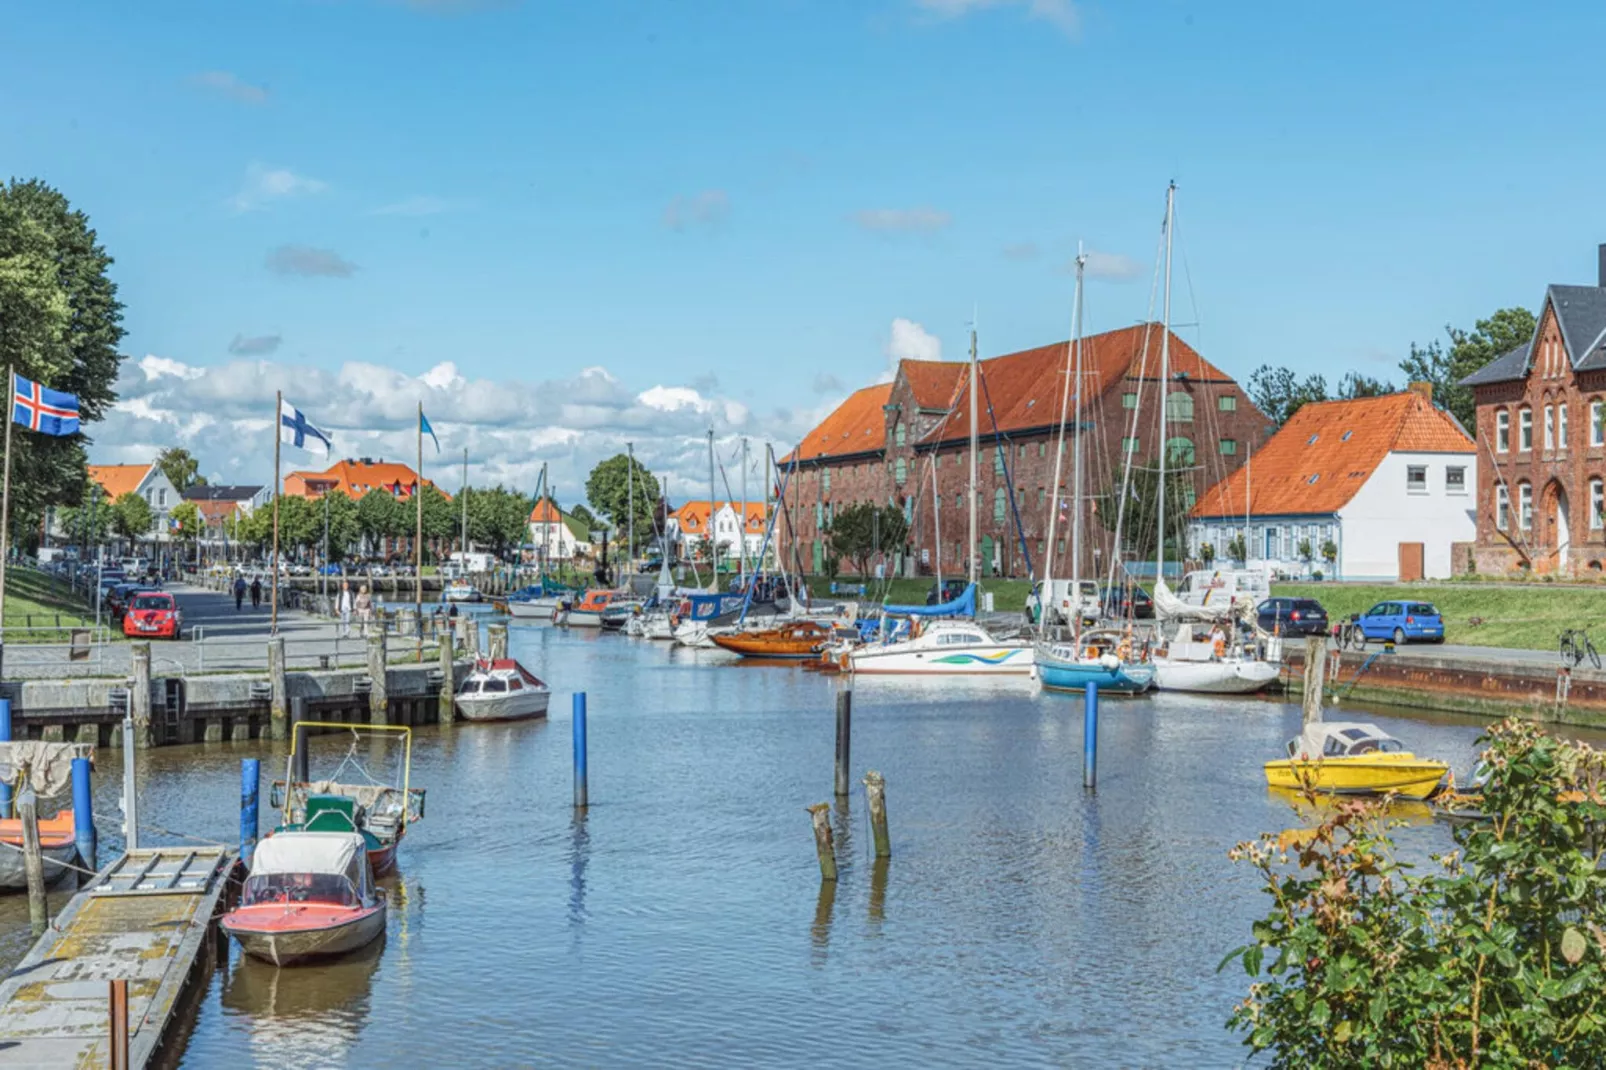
[1559,628,1600,671]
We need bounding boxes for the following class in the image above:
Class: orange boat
[712,620,834,659]
[0,810,78,888]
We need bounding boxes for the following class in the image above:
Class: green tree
[155,447,204,492]
[824,502,909,577]
[356,489,406,556]
[1321,539,1337,565]
[319,491,361,562]
[569,502,596,528]
[466,485,532,560]
[1335,371,1395,398]
[1199,541,1215,567]
[1247,365,1330,427]
[275,495,319,555]
[168,501,201,544]
[584,454,662,555]
[416,485,457,562]
[1399,306,1536,431]
[1100,448,1195,562]
[58,489,115,552]
[111,491,151,543]
[1226,533,1247,562]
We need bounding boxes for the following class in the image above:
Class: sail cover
[1151,576,1238,623]
[883,582,977,618]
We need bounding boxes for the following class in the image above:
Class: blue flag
[12,374,81,436]
[420,411,440,453]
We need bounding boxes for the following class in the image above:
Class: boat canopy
[883,582,976,618]
[252,830,367,880]
[1287,722,1406,760]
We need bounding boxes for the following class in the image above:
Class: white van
[1027,579,1101,625]
[1172,568,1270,609]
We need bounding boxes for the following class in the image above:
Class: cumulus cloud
[228,333,282,356]
[851,207,952,234]
[913,0,1079,35]
[265,245,358,278]
[95,354,810,508]
[881,317,943,381]
[663,190,730,231]
[231,163,327,212]
[369,196,460,217]
[191,71,269,104]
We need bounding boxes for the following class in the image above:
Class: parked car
[1099,584,1155,620]
[317,563,344,576]
[122,590,182,639]
[1353,600,1444,645]
[926,579,969,605]
[1256,597,1330,637]
[107,583,148,621]
[1026,579,1101,625]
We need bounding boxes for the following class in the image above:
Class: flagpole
[272,389,281,633]
[0,368,15,664]
[415,401,423,635]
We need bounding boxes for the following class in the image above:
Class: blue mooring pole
[572,692,588,809]
[71,757,95,872]
[0,698,11,819]
[240,758,260,866]
[1083,682,1099,790]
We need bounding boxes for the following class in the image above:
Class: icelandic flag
[12,374,80,436]
[279,398,332,455]
[420,410,440,453]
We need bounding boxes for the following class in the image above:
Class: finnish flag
[279,399,332,455]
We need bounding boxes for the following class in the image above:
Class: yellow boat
[1263,722,1449,800]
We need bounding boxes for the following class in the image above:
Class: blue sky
[4,0,1604,495]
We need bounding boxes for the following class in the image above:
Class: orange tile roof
[787,383,893,463]
[672,501,768,534]
[921,324,1222,446]
[900,360,967,411]
[529,498,565,523]
[88,464,152,500]
[1192,391,1474,518]
[283,459,440,499]
[193,499,243,525]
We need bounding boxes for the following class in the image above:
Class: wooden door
[1398,542,1424,582]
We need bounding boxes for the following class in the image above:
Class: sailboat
[1142,184,1278,695]
[846,326,1033,679]
[1032,248,1155,695]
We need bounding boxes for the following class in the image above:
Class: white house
[87,463,181,549]
[668,501,769,564]
[527,498,593,562]
[1188,387,1477,581]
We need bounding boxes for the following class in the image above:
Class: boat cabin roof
[1288,722,1405,760]
[252,830,366,880]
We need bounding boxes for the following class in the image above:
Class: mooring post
[573,692,589,809]
[834,689,852,798]
[863,770,891,858]
[290,696,310,785]
[366,629,389,725]
[131,642,153,749]
[71,756,96,873]
[466,618,481,658]
[1302,634,1326,725]
[268,635,288,741]
[109,978,130,1070]
[0,696,12,819]
[807,802,838,881]
[121,716,138,851]
[19,771,47,935]
[488,623,508,662]
[240,758,260,866]
[438,634,456,726]
[1083,681,1100,790]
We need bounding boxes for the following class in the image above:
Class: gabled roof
[529,497,567,524]
[672,500,767,534]
[787,383,893,463]
[192,499,244,525]
[1460,342,1531,387]
[88,464,153,500]
[900,360,967,411]
[1547,285,1606,371]
[1192,390,1474,519]
[181,484,263,502]
[284,459,439,499]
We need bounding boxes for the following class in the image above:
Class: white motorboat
[453,658,551,722]
[443,581,482,603]
[507,597,561,620]
[641,610,677,640]
[848,619,1033,676]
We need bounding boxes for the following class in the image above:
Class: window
[956,493,963,510]
[1165,390,1194,422]
[993,488,1006,525]
[1218,394,1237,412]
[1593,401,1604,447]
[1593,479,1604,531]
[1018,443,1026,459]
[1038,442,1046,458]
[1519,482,1533,530]
[145,489,153,503]
[1496,409,1510,452]
[158,489,167,507]
[1122,392,1138,409]
[894,422,905,448]
[1559,404,1569,449]
[1341,430,1352,441]
[1406,465,1427,493]
[1446,466,1466,494]
[994,447,1005,477]
[1544,405,1554,450]
[1037,487,1046,506]
[822,469,831,493]
[1219,438,1237,455]
[1121,436,1139,454]
[1164,436,1195,466]
[893,457,907,485]
[814,503,823,527]
[1520,408,1533,450]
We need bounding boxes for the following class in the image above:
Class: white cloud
[881,317,943,381]
[138,355,205,382]
[663,190,730,231]
[231,163,327,212]
[1002,242,1040,261]
[913,0,1079,35]
[638,385,709,413]
[191,71,269,104]
[851,207,952,234]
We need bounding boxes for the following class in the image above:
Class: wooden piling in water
[438,634,456,725]
[807,802,838,881]
[1303,635,1326,725]
[268,636,288,741]
[863,770,890,858]
[488,623,508,661]
[130,643,152,749]
[19,774,47,935]
[367,630,389,725]
[834,690,851,798]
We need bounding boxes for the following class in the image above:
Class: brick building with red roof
[781,324,1269,578]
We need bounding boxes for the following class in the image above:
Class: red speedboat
[222,831,387,967]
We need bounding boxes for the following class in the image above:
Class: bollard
[71,757,96,873]
[366,630,389,725]
[0,696,11,819]
[807,802,838,881]
[466,618,481,658]
[1083,681,1099,790]
[863,770,891,858]
[290,697,310,785]
[131,642,153,749]
[438,635,456,726]
[572,692,588,809]
[1302,634,1326,725]
[488,623,508,662]
[109,978,130,1070]
[268,635,288,741]
[240,758,260,866]
[121,716,138,851]
[834,689,852,798]
[19,777,47,935]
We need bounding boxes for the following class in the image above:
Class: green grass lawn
[1273,582,1606,653]
[5,568,99,641]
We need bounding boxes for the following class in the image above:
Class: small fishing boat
[505,581,575,619]
[712,619,834,659]
[274,724,424,877]
[599,600,643,631]
[848,618,1033,676]
[454,658,551,722]
[1033,630,1156,694]
[443,581,482,603]
[0,810,78,889]
[563,588,627,628]
[1264,722,1449,800]
[222,831,387,967]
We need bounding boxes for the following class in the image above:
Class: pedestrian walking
[355,585,372,636]
[250,576,262,608]
[234,575,246,611]
[338,580,354,637]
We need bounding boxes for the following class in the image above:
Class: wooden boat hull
[223,901,387,967]
[0,811,79,890]
[711,625,832,659]
[1263,756,1449,800]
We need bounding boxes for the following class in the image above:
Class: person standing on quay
[338,580,354,636]
[355,585,372,636]
[250,575,262,609]
[234,574,246,611]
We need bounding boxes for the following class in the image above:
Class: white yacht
[847,619,1033,676]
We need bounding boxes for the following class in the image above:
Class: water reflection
[867,858,889,926]
[221,938,384,1065]
[810,879,836,961]
[569,809,589,929]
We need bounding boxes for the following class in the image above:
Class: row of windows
[1405,465,1467,494]
[1494,479,1606,532]
[1192,523,1338,562]
[1121,391,1239,417]
[1493,401,1606,453]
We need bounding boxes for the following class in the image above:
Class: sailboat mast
[740,436,749,586]
[930,459,943,596]
[540,462,550,578]
[1070,251,1086,602]
[707,428,717,585]
[1042,252,1082,636]
[968,325,979,587]
[1157,181,1176,586]
[1244,441,1251,560]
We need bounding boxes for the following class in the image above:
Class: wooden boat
[222,831,387,966]
[564,588,627,628]
[0,810,78,889]
[712,620,834,659]
[1264,722,1449,800]
[274,724,424,877]
[454,658,551,721]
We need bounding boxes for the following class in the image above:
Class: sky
[5,0,1606,507]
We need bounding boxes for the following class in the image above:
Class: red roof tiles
[787,383,893,463]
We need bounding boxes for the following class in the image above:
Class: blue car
[1355,600,1444,645]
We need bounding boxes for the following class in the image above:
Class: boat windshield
[242,872,359,907]
[481,677,508,692]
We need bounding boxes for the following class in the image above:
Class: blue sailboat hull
[1036,656,1155,694]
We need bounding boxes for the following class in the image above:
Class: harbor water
[0,625,1543,1067]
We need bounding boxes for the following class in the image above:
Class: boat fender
[1098,653,1119,669]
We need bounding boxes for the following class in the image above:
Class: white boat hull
[1153,657,1280,694]
[565,610,604,628]
[507,598,561,619]
[673,621,731,649]
[849,643,1033,675]
[226,904,388,967]
[455,687,551,722]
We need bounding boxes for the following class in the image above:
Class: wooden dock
[0,846,236,1068]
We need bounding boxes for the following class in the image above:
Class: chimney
[1599,243,1606,288]
[1407,381,1433,401]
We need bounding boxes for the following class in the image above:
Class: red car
[123,591,183,639]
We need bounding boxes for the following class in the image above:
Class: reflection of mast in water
[221,937,385,1065]
[569,810,590,931]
